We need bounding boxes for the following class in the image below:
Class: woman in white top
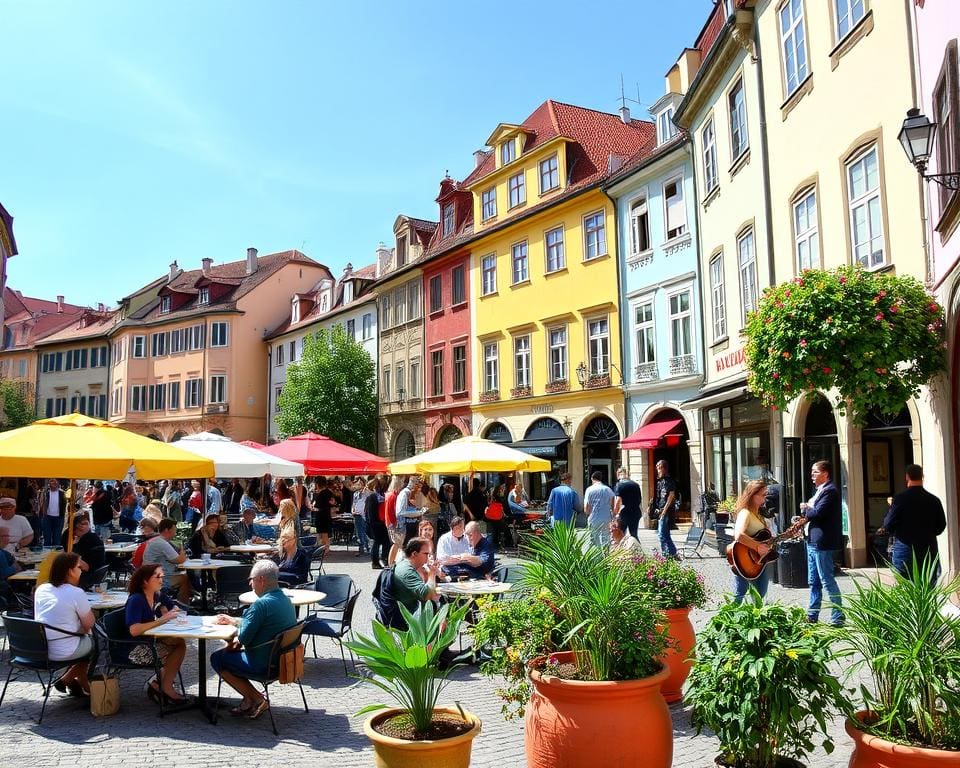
[33,551,96,696]
[731,480,772,603]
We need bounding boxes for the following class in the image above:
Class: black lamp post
[899,107,959,190]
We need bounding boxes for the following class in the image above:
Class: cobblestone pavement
[0,528,877,767]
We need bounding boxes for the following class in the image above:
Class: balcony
[584,372,610,390]
[205,403,230,415]
[669,354,697,376]
[634,362,659,383]
[510,385,532,399]
[479,390,501,403]
[545,379,570,394]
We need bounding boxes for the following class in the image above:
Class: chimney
[341,262,353,278]
[168,260,178,282]
[473,149,487,168]
[56,295,64,313]
[619,105,631,124]
[201,257,212,276]
[97,303,105,313]
[246,247,258,275]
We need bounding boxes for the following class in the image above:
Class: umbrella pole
[66,479,76,553]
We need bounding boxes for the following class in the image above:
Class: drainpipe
[904,0,933,285]
[600,184,627,472]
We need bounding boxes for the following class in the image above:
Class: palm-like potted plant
[347,600,481,768]
[836,558,960,767]
[685,590,844,767]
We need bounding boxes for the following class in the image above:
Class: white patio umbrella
[172,432,305,478]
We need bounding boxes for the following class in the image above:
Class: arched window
[394,430,416,460]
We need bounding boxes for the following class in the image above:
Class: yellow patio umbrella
[388,435,551,475]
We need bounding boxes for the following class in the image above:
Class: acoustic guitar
[726,518,806,581]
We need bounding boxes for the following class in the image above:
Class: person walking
[649,461,679,558]
[583,471,615,549]
[546,472,579,527]
[40,479,67,548]
[801,460,844,625]
[612,467,642,539]
[882,463,946,582]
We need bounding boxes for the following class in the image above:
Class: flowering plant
[744,266,945,425]
[623,552,708,610]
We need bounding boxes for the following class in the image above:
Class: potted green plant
[347,600,481,768]
[836,559,960,767]
[685,590,844,767]
[623,551,708,702]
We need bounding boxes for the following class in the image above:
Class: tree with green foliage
[0,379,35,431]
[276,325,378,451]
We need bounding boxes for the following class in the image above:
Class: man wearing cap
[0,497,34,553]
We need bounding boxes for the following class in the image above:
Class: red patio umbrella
[261,432,390,475]
[239,439,265,450]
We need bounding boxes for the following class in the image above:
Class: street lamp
[575,362,588,388]
[898,107,959,190]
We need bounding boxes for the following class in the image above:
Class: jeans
[807,545,844,624]
[891,540,940,583]
[657,514,677,558]
[618,513,640,540]
[41,515,61,547]
[733,564,770,603]
[352,514,369,553]
[589,520,611,549]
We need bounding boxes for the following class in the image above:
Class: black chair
[13,591,34,616]
[302,590,360,675]
[80,564,112,592]
[299,535,318,549]
[0,612,96,723]
[311,574,354,612]
[96,608,174,716]
[214,565,252,615]
[212,621,308,735]
[307,546,325,580]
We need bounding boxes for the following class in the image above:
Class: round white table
[14,548,58,566]
[437,580,513,598]
[227,544,275,554]
[179,559,246,612]
[238,588,325,607]
[8,569,39,582]
[85,590,128,612]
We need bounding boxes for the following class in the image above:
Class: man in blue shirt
[444,521,496,580]
[546,472,579,527]
[212,560,296,719]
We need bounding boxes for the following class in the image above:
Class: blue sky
[3,0,709,307]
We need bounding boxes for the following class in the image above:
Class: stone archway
[482,421,513,444]
[434,425,462,448]
[394,430,416,460]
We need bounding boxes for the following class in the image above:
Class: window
[481,254,497,295]
[150,332,168,357]
[511,241,529,284]
[846,145,885,268]
[453,345,466,393]
[729,79,749,159]
[148,383,165,411]
[545,226,565,272]
[635,302,656,364]
[508,172,526,208]
[188,324,205,351]
[500,140,515,165]
[709,255,727,340]
[18,359,26,377]
[381,294,392,330]
[483,342,499,392]
[382,366,391,402]
[132,335,146,358]
[90,346,109,368]
[410,360,420,399]
[159,295,171,314]
[346,318,356,339]
[185,378,202,408]
[738,228,759,325]
[391,287,405,326]
[663,178,688,239]
[112,340,124,364]
[198,287,210,306]
[656,107,677,145]
[514,335,531,388]
[55,397,67,416]
[408,280,421,320]
[91,394,107,418]
[429,275,443,313]
[548,327,567,382]
[209,375,226,404]
[289,340,296,362]
[934,45,959,213]
[780,0,808,95]
[587,318,609,375]
[291,299,300,324]
[668,291,693,358]
[130,385,146,412]
[362,313,373,340]
[583,212,606,259]
[835,0,865,41]
[169,329,183,354]
[793,189,820,271]
[396,235,408,267]
[395,363,405,400]
[45,398,53,418]
[274,386,283,413]
[702,119,719,194]
[442,204,455,236]
[168,381,180,410]
[481,188,497,221]
[451,265,466,305]
[111,387,122,416]
[629,196,650,254]
[539,154,559,193]
[431,350,444,396]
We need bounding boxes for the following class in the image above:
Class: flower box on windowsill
[545,379,569,394]
[479,390,501,403]
[585,373,610,389]
[510,385,532,399]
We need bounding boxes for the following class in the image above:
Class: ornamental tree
[0,379,35,431]
[744,266,945,425]
[276,324,378,451]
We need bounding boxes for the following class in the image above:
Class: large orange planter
[661,606,695,703]
[524,651,672,768]
[363,707,482,768]
[846,712,960,768]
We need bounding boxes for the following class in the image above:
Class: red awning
[621,418,684,450]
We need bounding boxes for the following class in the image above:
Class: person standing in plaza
[649,460,679,558]
[801,460,844,625]
[350,477,371,557]
[730,480,772,603]
[584,471,615,548]
[882,463,946,582]
[366,476,390,570]
[40,478,67,547]
[546,472,579,527]
[612,466,642,539]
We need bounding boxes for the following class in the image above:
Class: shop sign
[715,347,745,374]
[531,404,555,414]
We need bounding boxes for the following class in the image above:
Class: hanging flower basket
[480,390,501,403]
[744,266,946,425]
[545,379,569,394]
[510,385,532,399]
[586,373,611,389]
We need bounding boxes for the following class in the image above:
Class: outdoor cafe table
[145,615,237,722]
[8,568,39,583]
[179,559,245,613]
[104,542,138,555]
[14,548,57,566]
[437,580,513,598]
[238,588,325,617]
[85,589,127,613]
[227,544,274,554]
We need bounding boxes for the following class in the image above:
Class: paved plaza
[0,528,872,767]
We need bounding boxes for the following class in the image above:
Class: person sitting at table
[0,528,21,602]
[444,521,495,581]
[508,482,530,519]
[131,518,159,569]
[0,496,34,553]
[609,518,641,557]
[260,498,300,539]
[117,489,142,534]
[396,520,444,574]
[393,537,441,616]
[233,507,272,544]
[60,513,106,574]
[272,529,310,587]
[124,563,190,705]
[239,484,260,515]
[139,503,163,531]
[187,514,230,558]
[143,518,190,602]
[34,552,97,697]
[211,560,296,719]
[437,516,471,580]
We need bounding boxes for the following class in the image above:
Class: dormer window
[320,294,328,312]
[291,297,300,324]
[656,107,677,145]
[397,235,408,267]
[198,287,210,306]
[343,281,354,303]
[442,204,455,236]
[500,140,516,166]
[159,296,171,314]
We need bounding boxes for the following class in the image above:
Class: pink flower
[878,290,887,298]
[839,276,847,284]
[889,304,899,314]
[803,367,810,374]
[799,339,807,347]
[772,372,780,379]
[929,302,940,313]
[875,313,884,321]
[823,366,831,374]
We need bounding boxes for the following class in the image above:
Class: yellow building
[465,100,654,494]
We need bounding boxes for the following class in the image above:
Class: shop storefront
[700,395,772,503]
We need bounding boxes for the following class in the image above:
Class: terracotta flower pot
[714,757,805,768]
[363,707,482,768]
[524,651,672,768]
[846,712,960,768]
[661,606,695,703]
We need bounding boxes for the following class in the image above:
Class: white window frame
[409,359,420,399]
[382,366,391,402]
[275,343,284,367]
[198,287,210,306]
[130,384,146,412]
[835,0,865,41]
[483,342,499,392]
[846,145,886,269]
[132,335,145,358]
[702,119,719,194]
[728,79,749,160]
[500,140,515,165]
[481,254,497,296]
[394,287,407,326]
[274,386,283,413]
[408,280,421,320]
[545,226,565,272]
[511,241,529,284]
[210,322,229,347]
[361,313,373,340]
[587,317,610,376]
[583,211,607,260]
[668,290,693,358]
[168,380,180,410]
[780,0,809,96]
[548,327,567,383]
[188,324,205,351]
[539,154,559,193]
[291,298,300,324]
[514,335,531,388]
[709,255,727,341]
[159,295,171,314]
[185,378,202,408]
[634,300,656,365]
[508,172,526,208]
[793,188,820,272]
[170,329,183,354]
[629,194,650,255]
[481,188,497,221]
[289,340,296,363]
[738,228,759,326]
[381,294,391,330]
[663,177,688,240]
[150,332,168,358]
[395,363,405,401]
[656,106,677,145]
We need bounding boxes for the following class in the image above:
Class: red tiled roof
[35,309,117,345]
[3,287,27,317]
[351,263,377,280]
[1,288,85,350]
[695,1,728,61]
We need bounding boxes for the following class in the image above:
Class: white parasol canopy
[172,432,305,478]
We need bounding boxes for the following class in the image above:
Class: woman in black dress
[311,477,335,554]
